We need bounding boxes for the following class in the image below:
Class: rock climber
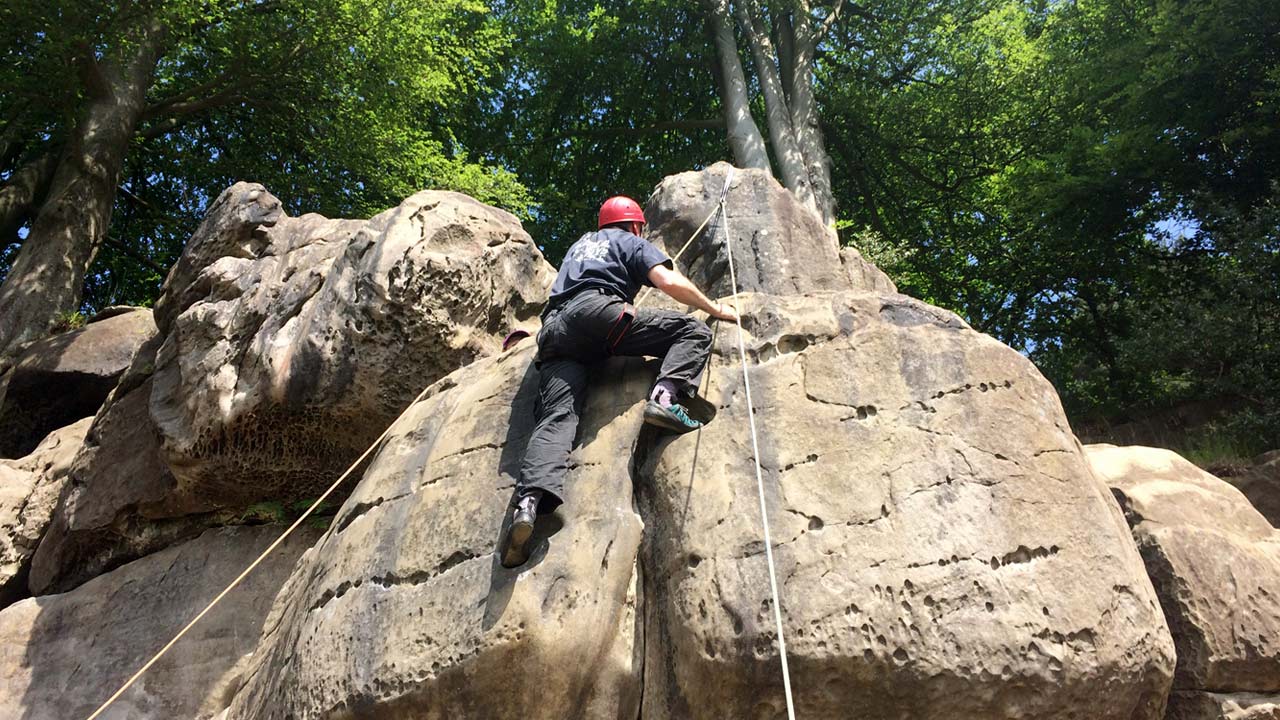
[501,195,740,568]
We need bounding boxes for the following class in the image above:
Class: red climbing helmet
[598,196,646,229]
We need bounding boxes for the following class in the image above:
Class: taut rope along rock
[717,168,798,719]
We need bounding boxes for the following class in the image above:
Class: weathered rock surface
[0,308,154,458]
[28,330,212,596]
[840,245,898,294]
[644,162,894,297]
[0,524,319,720]
[635,292,1173,719]
[9,170,1196,719]
[224,289,1175,719]
[226,345,647,719]
[152,182,552,502]
[30,184,554,595]
[1230,450,1280,528]
[1086,445,1280,697]
[1168,690,1280,720]
[0,418,91,605]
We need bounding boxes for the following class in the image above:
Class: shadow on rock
[484,353,563,628]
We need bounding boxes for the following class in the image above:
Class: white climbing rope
[718,168,798,719]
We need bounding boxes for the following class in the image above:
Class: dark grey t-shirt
[547,228,672,308]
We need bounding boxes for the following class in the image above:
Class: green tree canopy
[0,0,530,347]
[2,0,1276,453]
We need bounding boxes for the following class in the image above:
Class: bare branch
[102,234,170,275]
[140,86,248,139]
[0,152,57,238]
[492,119,725,149]
[143,70,243,120]
[117,183,155,209]
[76,43,113,99]
[817,0,848,38]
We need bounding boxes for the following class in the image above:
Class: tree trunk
[788,12,836,229]
[732,1,817,215]
[0,152,57,239]
[776,12,796,104]
[0,13,167,356]
[705,0,771,172]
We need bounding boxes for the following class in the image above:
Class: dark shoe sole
[501,519,534,568]
[643,401,702,434]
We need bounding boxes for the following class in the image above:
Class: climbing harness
[718,170,798,720]
[85,167,796,720]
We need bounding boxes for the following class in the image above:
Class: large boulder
[0,308,154,458]
[223,290,1175,718]
[644,162,895,298]
[151,182,553,502]
[0,524,319,720]
[1086,445,1280,713]
[226,345,647,719]
[29,334,210,595]
[0,417,91,605]
[635,292,1173,719]
[1229,450,1280,528]
[1167,690,1280,720]
[28,184,554,595]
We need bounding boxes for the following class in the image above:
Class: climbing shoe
[501,494,539,568]
[643,399,704,434]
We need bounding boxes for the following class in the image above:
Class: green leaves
[3,0,1275,443]
[460,0,728,258]
[1,0,531,310]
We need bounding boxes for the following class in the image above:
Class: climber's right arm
[648,264,740,323]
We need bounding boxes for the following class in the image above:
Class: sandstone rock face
[644,162,893,297]
[1167,690,1280,720]
[0,524,319,720]
[227,345,647,719]
[225,290,1175,719]
[29,330,217,596]
[29,184,554,595]
[0,308,154,458]
[636,292,1173,719]
[151,182,553,504]
[1231,450,1280,528]
[1086,445,1280,698]
[0,417,91,605]
[840,245,898,294]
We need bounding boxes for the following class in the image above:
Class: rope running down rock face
[717,168,798,719]
[85,166,797,720]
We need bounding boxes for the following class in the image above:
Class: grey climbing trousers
[517,289,713,512]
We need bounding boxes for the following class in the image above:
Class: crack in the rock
[307,550,485,613]
[905,475,955,499]
[1033,626,1097,646]
[333,490,414,534]
[846,504,892,528]
[928,379,1015,401]
[802,391,857,410]
[431,440,507,464]
[780,453,819,472]
[992,544,1060,569]
[906,553,988,570]
[839,405,879,422]
[897,379,1018,414]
